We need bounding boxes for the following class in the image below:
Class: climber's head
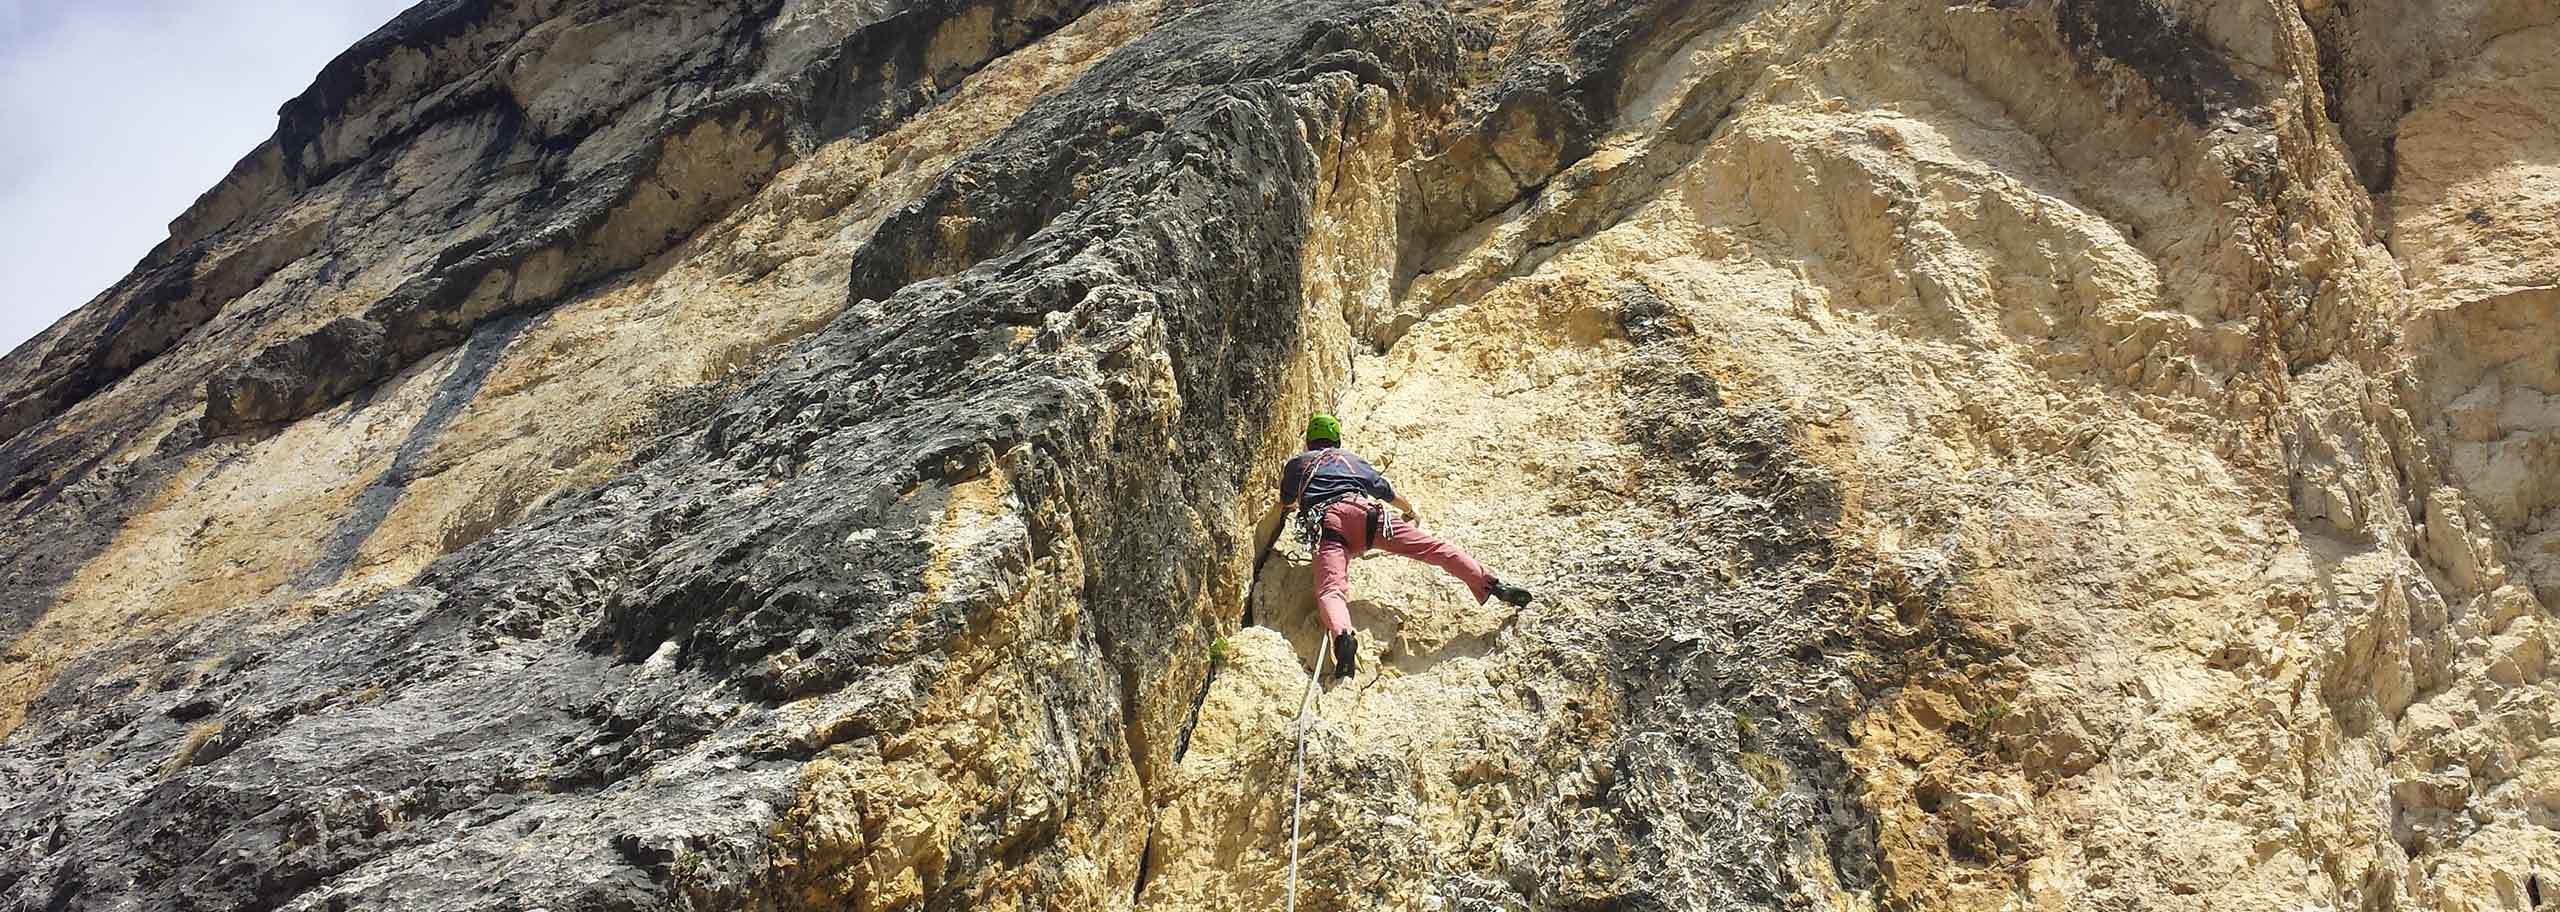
[1304,413,1342,448]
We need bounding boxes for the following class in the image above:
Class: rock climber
[1249,413,1533,680]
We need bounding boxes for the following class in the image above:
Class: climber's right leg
[1372,516,1492,600]
[1374,516,1534,608]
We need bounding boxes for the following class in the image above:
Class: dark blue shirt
[1279,447,1395,506]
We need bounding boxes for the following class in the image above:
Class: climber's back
[1278,442,1393,509]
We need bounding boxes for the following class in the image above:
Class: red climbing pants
[1311,499,1493,634]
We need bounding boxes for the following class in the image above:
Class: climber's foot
[1489,577,1534,608]
[1331,631,1358,680]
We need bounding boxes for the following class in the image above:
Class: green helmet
[1305,413,1342,442]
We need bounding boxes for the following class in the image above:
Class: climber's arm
[1389,495,1422,528]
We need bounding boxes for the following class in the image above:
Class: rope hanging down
[1285,637,1331,912]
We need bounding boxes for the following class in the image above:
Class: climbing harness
[1285,634,1332,912]
[1291,449,1359,549]
[1296,491,1389,552]
[1292,453,1387,552]
[1289,448,1399,554]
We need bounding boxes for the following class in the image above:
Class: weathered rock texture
[4,0,2557,909]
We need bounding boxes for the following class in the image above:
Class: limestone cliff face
[3,0,2556,909]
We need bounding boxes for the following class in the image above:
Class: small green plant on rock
[1738,751,1789,810]
[1971,700,2011,731]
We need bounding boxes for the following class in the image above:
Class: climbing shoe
[1489,577,1535,608]
[1331,632,1358,680]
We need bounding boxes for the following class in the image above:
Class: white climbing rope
[1285,636,1331,912]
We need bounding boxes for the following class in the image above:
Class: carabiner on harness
[1296,494,1390,552]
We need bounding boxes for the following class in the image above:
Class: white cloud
[0,0,418,357]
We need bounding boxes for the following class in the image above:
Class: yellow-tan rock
[3,0,2557,909]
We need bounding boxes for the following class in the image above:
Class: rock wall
[3,0,2556,909]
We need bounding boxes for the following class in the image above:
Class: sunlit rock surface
[3,0,2557,909]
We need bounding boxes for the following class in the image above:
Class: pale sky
[0,0,419,358]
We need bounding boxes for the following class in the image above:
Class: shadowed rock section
[6,0,2560,909]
